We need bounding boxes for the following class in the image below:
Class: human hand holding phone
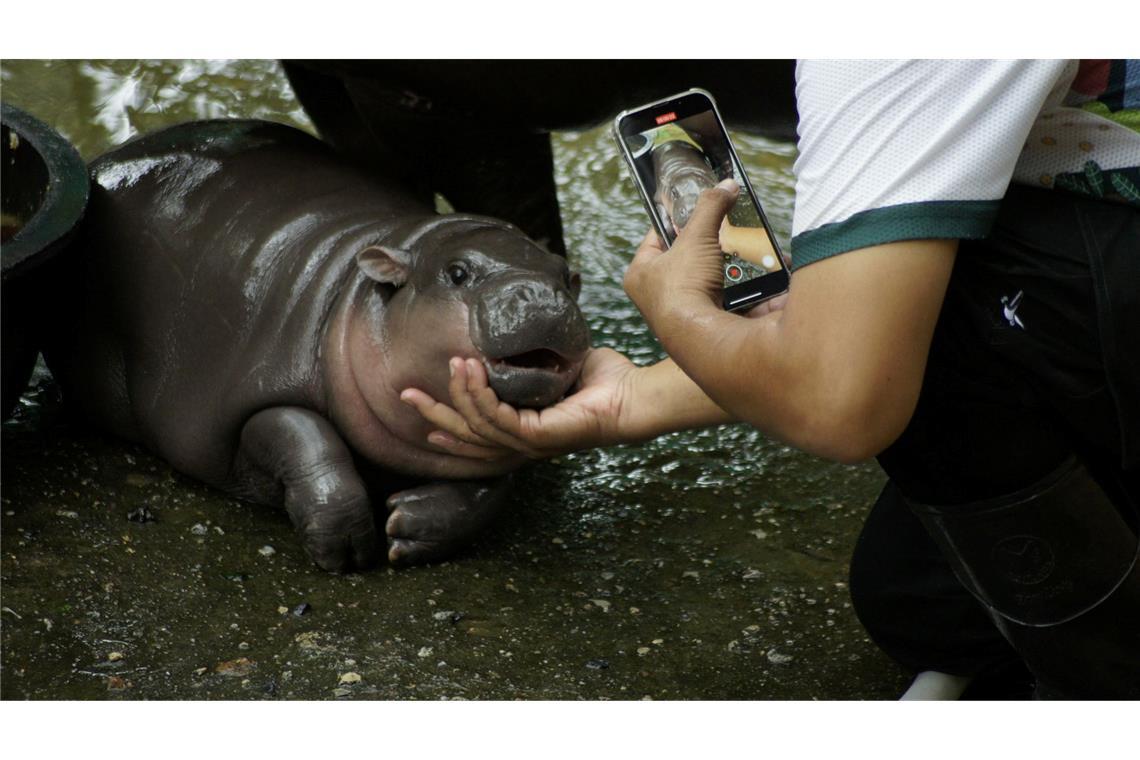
[614,88,789,312]
[624,179,744,331]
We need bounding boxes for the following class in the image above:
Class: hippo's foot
[289,492,380,575]
[237,406,381,573]
[385,477,511,567]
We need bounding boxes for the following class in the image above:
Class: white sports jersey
[790,59,1140,269]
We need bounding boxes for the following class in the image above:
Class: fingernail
[717,178,739,193]
[449,358,458,377]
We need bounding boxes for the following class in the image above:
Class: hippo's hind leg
[386,476,512,566]
[236,407,380,573]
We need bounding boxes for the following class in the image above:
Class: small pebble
[432,610,455,621]
[590,599,611,613]
[214,657,255,677]
[56,510,79,519]
[238,642,250,651]
[190,523,208,536]
[258,545,276,557]
[107,651,124,662]
[585,659,609,670]
[277,606,289,615]
[126,507,156,524]
[636,647,650,656]
[418,646,433,658]
[767,649,794,665]
[338,672,362,685]
[292,602,311,617]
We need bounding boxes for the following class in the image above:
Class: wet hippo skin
[44,120,590,573]
[281,60,798,255]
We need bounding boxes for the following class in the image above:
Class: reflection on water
[0,60,897,700]
[1,60,313,159]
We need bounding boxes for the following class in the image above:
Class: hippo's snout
[471,275,590,409]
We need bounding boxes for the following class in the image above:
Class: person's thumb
[677,178,739,244]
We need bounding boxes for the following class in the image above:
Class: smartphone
[613,88,789,312]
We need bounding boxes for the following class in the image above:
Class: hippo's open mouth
[483,348,582,409]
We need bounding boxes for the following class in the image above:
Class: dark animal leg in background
[428,131,566,256]
[386,476,513,566]
[282,61,567,256]
[236,406,380,573]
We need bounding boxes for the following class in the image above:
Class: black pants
[851,185,1140,687]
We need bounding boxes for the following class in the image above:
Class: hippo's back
[46,120,423,483]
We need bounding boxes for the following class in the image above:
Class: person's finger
[677,178,739,244]
[446,358,540,457]
[440,357,514,447]
[426,430,512,461]
[399,386,493,446]
[464,359,546,459]
[640,228,666,252]
[743,292,789,320]
[630,228,667,270]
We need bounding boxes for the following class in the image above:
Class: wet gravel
[1,373,904,700]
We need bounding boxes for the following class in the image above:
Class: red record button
[725,264,744,282]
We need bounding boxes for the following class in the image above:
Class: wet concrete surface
[2,372,903,700]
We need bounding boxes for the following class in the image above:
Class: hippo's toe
[296,513,381,574]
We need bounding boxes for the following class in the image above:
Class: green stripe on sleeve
[790,200,1002,270]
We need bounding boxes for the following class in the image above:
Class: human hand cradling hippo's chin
[399,347,639,461]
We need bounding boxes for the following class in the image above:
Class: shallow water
[0,59,901,699]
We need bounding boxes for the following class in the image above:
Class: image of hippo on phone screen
[623,113,782,287]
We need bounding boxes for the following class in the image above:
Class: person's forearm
[643,242,956,462]
[657,305,816,440]
[621,357,736,442]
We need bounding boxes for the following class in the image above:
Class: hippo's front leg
[385,476,513,566]
[236,407,380,573]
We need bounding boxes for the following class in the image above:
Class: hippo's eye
[446,263,469,286]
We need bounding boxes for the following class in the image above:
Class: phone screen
[616,90,788,310]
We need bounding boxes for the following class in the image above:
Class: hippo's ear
[569,271,582,301]
[357,246,412,287]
